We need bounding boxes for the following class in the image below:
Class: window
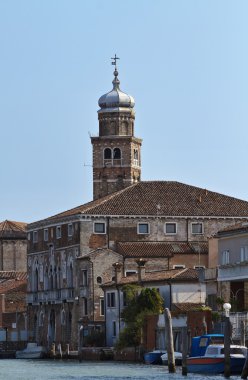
[94,222,106,234]
[113,148,121,159]
[56,226,62,239]
[138,223,149,234]
[44,229,48,242]
[192,222,203,234]
[241,246,248,262]
[97,276,102,284]
[112,321,116,337]
[83,298,88,316]
[165,223,177,234]
[107,292,116,308]
[33,231,38,243]
[81,270,88,286]
[221,250,230,265]
[68,223,73,237]
[100,298,105,316]
[173,265,185,269]
[104,148,112,159]
[125,270,137,277]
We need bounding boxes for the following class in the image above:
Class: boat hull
[144,351,165,365]
[187,356,246,374]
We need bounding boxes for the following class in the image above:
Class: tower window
[104,148,112,159]
[113,148,121,159]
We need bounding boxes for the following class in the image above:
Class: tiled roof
[216,221,248,237]
[0,279,27,313]
[0,220,27,239]
[103,267,199,287]
[172,303,204,312]
[29,181,248,227]
[0,271,27,281]
[117,241,208,258]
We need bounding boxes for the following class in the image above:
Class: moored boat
[16,342,46,359]
[161,351,182,365]
[144,350,165,365]
[187,344,247,374]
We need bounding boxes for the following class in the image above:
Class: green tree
[116,285,164,349]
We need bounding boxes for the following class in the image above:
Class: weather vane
[111,54,120,70]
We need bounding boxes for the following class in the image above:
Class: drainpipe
[107,217,110,249]
[89,259,95,324]
[186,218,189,242]
[169,281,172,310]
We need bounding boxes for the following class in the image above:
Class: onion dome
[98,68,135,113]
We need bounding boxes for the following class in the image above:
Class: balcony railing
[27,288,74,304]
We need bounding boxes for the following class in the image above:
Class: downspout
[186,218,189,242]
[107,217,110,249]
[90,259,95,324]
[118,286,121,334]
[169,281,172,310]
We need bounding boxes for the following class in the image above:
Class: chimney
[136,259,147,282]
[113,262,122,284]
[0,294,5,327]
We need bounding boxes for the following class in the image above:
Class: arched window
[104,148,112,159]
[113,148,121,159]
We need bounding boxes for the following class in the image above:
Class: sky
[0,0,248,223]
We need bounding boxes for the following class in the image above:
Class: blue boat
[143,350,165,365]
[187,344,247,374]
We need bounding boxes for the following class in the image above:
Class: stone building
[0,220,27,272]
[27,63,248,350]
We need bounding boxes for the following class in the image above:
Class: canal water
[0,360,241,380]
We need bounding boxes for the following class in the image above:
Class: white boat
[16,342,46,359]
[161,351,182,365]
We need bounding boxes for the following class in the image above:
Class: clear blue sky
[1,0,248,223]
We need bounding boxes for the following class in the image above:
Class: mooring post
[181,326,188,376]
[241,320,248,380]
[223,303,231,378]
[241,320,245,347]
[164,308,176,373]
[78,324,84,362]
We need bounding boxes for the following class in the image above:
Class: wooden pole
[241,320,245,347]
[224,316,231,378]
[181,326,188,376]
[78,325,84,362]
[164,308,176,373]
[241,352,248,380]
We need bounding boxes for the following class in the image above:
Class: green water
[0,360,240,380]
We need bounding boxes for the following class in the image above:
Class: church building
[27,59,248,350]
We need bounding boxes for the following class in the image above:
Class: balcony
[218,262,248,281]
[27,288,75,305]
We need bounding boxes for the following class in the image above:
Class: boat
[187,344,247,374]
[144,350,165,365]
[16,342,46,359]
[161,351,182,365]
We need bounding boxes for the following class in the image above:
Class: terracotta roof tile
[103,268,199,287]
[172,303,204,312]
[117,241,208,258]
[0,220,27,239]
[29,181,248,227]
[0,271,27,281]
[217,221,248,236]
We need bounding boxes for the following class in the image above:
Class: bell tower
[91,56,142,200]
